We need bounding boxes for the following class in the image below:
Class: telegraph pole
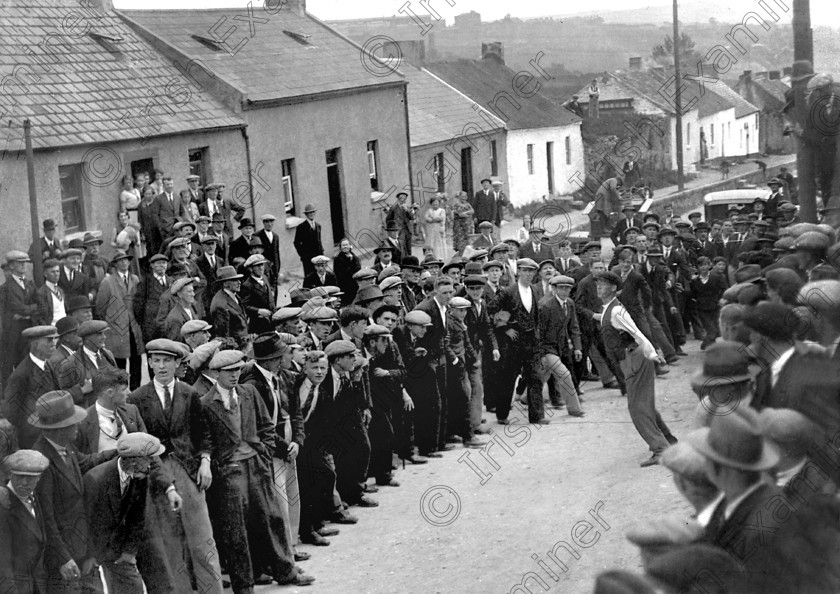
[673,0,685,191]
[24,119,43,284]
[792,0,816,222]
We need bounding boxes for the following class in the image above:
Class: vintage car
[703,187,771,222]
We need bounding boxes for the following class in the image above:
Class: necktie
[210,256,215,268]
[70,269,75,282]
[114,411,124,433]
[163,385,172,414]
[53,286,62,301]
[157,275,165,287]
[95,351,102,368]
[124,275,129,290]
[230,388,238,409]
[301,385,316,418]
[561,300,567,316]
[121,476,130,496]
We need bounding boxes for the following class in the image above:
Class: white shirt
[433,296,447,326]
[255,363,282,424]
[153,378,176,410]
[724,482,765,521]
[96,402,124,452]
[29,353,46,371]
[299,378,319,422]
[45,281,65,323]
[215,384,237,411]
[331,367,346,399]
[695,493,724,527]
[83,346,101,369]
[117,458,131,494]
[603,297,657,359]
[517,283,533,313]
[770,346,795,388]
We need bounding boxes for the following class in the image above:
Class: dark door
[326,148,345,244]
[546,141,555,195]
[131,158,155,182]
[460,147,473,198]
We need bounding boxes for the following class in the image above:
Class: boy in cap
[0,449,50,592]
[444,297,483,448]
[294,204,324,278]
[83,432,169,593]
[304,255,337,289]
[2,325,60,448]
[200,350,314,588]
[240,254,275,335]
[463,275,499,434]
[257,214,281,284]
[31,389,120,591]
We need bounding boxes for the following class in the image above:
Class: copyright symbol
[81,147,123,187]
[809,95,840,137]
[360,35,402,77]
[420,485,461,527]
[532,204,572,245]
[699,379,746,417]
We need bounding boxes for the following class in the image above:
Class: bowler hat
[690,341,754,393]
[215,266,243,283]
[401,255,422,270]
[480,178,491,185]
[373,242,394,254]
[303,203,317,214]
[29,390,86,429]
[82,232,103,245]
[42,219,56,231]
[687,407,779,471]
[238,218,255,229]
[66,296,92,312]
[252,334,287,360]
[56,317,80,337]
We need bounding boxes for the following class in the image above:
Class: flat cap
[149,253,168,264]
[477,221,494,230]
[733,264,761,283]
[301,306,338,322]
[181,319,212,337]
[311,255,330,265]
[448,296,471,309]
[311,285,342,298]
[468,249,489,261]
[170,277,194,295]
[641,221,660,230]
[441,258,464,273]
[779,202,797,212]
[244,254,267,268]
[595,271,622,288]
[405,310,432,326]
[186,174,200,181]
[196,215,211,223]
[794,231,830,251]
[377,266,401,282]
[272,307,303,323]
[261,213,277,221]
[379,276,404,292]
[189,340,222,370]
[145,338,186,357]
[660,442,716,484]
[674,220,692,228]
[353,268,378,281]
[324,340,356,358]
[463,262,483,276]
[482,259,503,271]
[517,258,538,270]
[168,237,191,249]
[538,259,556,271]
[4,449,49,475]
[209,349,246,370]
[464,275,487,287]
[657,227,677,238]
[56,317,80,337]
[356,285,384,303]
[173,221,195,232]
[117,432,166,458]
[364,324,391,338]
[757,407,820,446]
[5,250,31,263]
[59,248,82,259]
[550,275,575,286]
[773,237,795,251]
[742,302,796,340]
[21,325,59,340]
[77,320,110,337]
[488,243,510,255]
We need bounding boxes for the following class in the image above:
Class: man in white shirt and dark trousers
[595,271,677,467]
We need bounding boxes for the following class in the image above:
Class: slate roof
[0,0,244,151]
[704,79,760,119]
[574,78,637,104]
[754,78,789,105]
[424,59,581,130]
[119,8,405,105]
[618,70,685,114]
[402,66,505,148]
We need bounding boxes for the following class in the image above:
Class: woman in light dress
[112,210,142,277]
[517,214,532,244]
[424,196,448,260]
[119,174,141,226]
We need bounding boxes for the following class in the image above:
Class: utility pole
[24,119,43,284]
[792,0,816,222]
[672,0,685,191]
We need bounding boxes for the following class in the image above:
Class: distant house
[425,49,584,206]
[698,79,760,160]
[120,0,411,258]
[401,65,506,208]
[0,0,248,259]
[733,70,794,154]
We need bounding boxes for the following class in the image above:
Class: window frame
[527,143,534,175]
[59,164,85,233]
[281,158,297,215]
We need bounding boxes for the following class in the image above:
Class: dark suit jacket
[56,347,117,408]
[293,220,324,262]
[688,273,728,310]
[538,295,581,357]
[228,235,254,266]
[612,267,652,317]
[694,239,719,262]
[28,236,61,267]
[0,485,47,594]
[0,278,38,347]
[200,383,274,470]
[610,216,645,245]
[239,362,304,459]
[256,229,281,280]
[33,436,115,572]
[196,253,222,311]
[164,303,198,342]
[33,283,65,326]
[518,241,553,263]
[714,236,743,266]
[83,458,147,563]
[133,273,171,341]
[573,273,603,335]
[155,192,186,237]
[464,296,498,353]
[294,372,334,453]
[554,258,581,275]
[2,356,59,448]
[58,267,92,300]
[493,283,540,337]
[303,270,338,289]
[240,276,275,335]
[414,297,451,364]
[639,260,675,311]
[471,189,496,224]
[661,247,692,283]
[128,381,210,480]
[197,199,244,239]
[392,325,435,381]
[75,403,146,455]
[210,289,249,344]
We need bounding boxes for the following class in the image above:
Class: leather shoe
[275,569,315,587]
[420,452,443,458]
[655,366,669,376]
[255,573,273,585]
[328,511,358,524]
[442,443,457,451]
[497,418,510,425]
[300,531,330,546]
[568,411,586,418]
[445,435,463,444]
[362,484,379,494]
[675,349,688,356]
[534,419,551,425]
[603,381,620,390]
[403,455,428,464]
[640,454,661,468]
[549,403,565,410]
[317,526,339,537]
[664,355,679,365]
[294,551,311,561]
[353,496,379,508]
[582,373,600,382]
[376,478,400,487]
[666,435,678,445]
[463,437,485,448]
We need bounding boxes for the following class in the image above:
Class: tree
[652,31,703,67]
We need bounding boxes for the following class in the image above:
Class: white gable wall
[506,124,585,206]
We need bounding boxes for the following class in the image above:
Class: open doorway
[326,148,346,245]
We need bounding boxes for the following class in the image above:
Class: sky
[111,0,840,24]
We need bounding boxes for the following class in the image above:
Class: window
[728,122,731,139]
[367,140,380,191]
[686,123,691,147]
[281,158,296,215]
[546,142,555,195]
[710,124,715,145]
[59,164,85,232]
[490,140,498,176]
[460,147,473,197]
[565,136,571,165]
[527,144,534,175]
[188,147,208,186]
[434,152,446,193]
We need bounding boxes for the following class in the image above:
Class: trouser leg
[520,335,544,423]
[409,368,440,454]
[467,360,484,433]
[540,354,581,413]
[101,561,144,594]
[446,363,471,440]
[619,348,670,454]
[207,463,254,593]
[434,363,448,451]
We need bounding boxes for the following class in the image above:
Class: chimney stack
[769,70,780,80]
[481,41,504,65]
[783,66,792,77]
[629,57,642,70]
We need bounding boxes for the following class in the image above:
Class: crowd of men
[3,165,840,592]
